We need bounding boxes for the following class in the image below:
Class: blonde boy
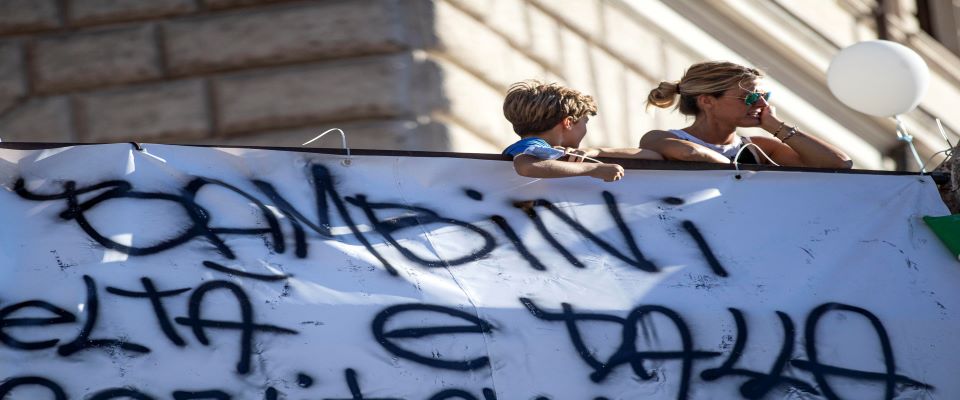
[502,80,661,182]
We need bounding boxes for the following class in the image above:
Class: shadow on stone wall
[0,0,460,152]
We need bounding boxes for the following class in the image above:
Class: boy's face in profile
[561,116,589,147]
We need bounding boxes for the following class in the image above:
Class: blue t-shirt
[502,137,563,159]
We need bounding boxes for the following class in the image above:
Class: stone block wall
[0,0,703,153]
[427,0,692,153]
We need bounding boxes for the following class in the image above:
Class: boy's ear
[561,116,573,129]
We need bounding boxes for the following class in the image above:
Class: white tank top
[667,129,758,162]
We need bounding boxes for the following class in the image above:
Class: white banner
[0,144,956,399]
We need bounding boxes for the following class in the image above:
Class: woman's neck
[683,118,737,145]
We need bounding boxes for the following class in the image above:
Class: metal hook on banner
[732,142,779,180]
[303,128,352,166]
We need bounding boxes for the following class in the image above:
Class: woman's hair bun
[646,81,680,109]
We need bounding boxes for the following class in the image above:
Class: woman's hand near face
[759,104,784,134]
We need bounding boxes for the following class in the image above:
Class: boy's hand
[554,147,599,163]
[564,148,588,163]
[589,163,625,182]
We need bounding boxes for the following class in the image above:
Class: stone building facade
[0,0,958,171]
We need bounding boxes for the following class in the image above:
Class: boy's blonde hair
[503,80,598,136]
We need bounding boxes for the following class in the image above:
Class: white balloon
[827,40,930,117]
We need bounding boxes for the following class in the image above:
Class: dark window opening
[916,0,935,39]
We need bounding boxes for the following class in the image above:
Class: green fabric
[923,214,960,260]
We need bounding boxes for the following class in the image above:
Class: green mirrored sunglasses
[737,91,772,106]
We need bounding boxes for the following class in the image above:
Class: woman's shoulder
[643,129,677,137]
[642,129,684,139]
[639,129,685,148]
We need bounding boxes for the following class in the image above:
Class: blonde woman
[641,61,852,168]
